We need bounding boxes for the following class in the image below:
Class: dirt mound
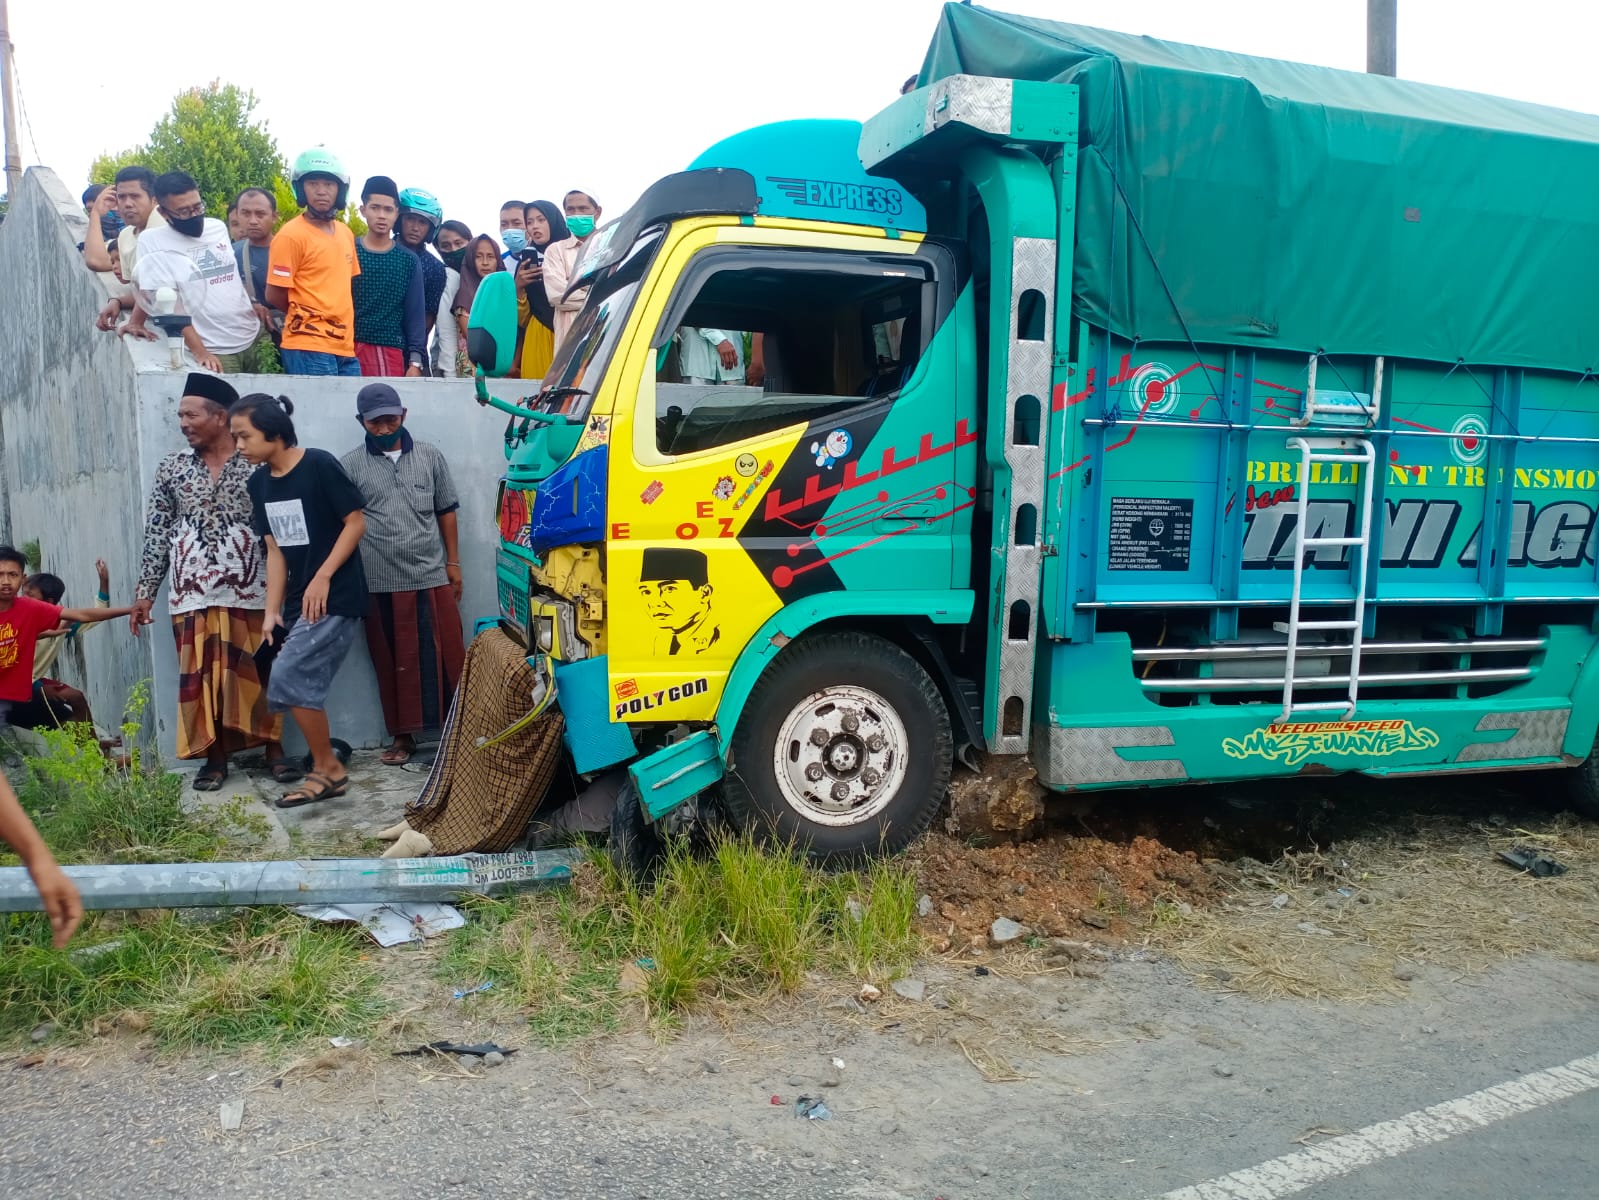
[910,829,1219,948]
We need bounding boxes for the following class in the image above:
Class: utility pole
[1367,0,1397,77]
[0,0,21,200]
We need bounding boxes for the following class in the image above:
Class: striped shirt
[340,431,460,594]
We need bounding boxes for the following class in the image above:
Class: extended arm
[0,771,82,948]
[59,603,133,625]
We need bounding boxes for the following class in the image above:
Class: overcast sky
[11,1,1597,236]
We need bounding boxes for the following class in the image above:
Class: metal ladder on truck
[1276,356,1384,723]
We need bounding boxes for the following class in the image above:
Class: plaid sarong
[405,629,564,854]
[172,606,280,760]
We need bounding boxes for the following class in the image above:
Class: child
[11,562,109,733]
[229,395,367,808]
[0,546,131,729]
[107,237,127,286]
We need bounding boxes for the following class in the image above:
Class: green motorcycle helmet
[290,147,350,213]
[397,187,443,243]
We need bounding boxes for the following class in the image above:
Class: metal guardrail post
[0,849,583,913]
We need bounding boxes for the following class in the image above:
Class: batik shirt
[137,451,267,615]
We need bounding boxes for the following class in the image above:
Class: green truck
[466,4,1599,863]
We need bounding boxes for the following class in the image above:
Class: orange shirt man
[268,148,362,376]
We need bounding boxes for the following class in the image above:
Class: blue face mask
[566,214,595,238]
[501,228,527,252]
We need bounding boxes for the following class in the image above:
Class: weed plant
[441,833,920,1043]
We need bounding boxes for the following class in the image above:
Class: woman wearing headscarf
[452,234,505,376]
[512,200,571,382]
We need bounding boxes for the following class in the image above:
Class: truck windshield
[534,226,665,420]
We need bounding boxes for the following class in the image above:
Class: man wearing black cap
[352,176,427,378]
[341,383,465,765]
[637,547,721,656]
[132,373,294,791]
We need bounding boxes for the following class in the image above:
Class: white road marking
[1159,1050,1599,1200]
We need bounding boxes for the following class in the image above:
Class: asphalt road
[2,954,1595,1200]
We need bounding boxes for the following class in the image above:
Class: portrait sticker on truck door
[1108,497,1193,571]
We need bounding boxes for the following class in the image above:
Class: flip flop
[275,771,350,809]
[193,765,229,792]
[380,739,414,766]
[267,757,305,784]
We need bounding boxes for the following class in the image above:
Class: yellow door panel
[604,219,922,723]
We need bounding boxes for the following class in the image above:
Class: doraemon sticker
[812,429,852,469]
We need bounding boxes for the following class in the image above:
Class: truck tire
[608,777,664,882]
[1567,744,1599,820]
[720,632,952,864]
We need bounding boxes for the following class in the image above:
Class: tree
[88,82,367,237]
[89,81,286,220]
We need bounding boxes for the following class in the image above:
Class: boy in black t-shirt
[230,394,367,808]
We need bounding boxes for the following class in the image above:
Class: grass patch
[5,710,919,1052]
[0,695,382,1051]
[0,908,387,1051]
[6,687,265,865]
[439,833,921,1042]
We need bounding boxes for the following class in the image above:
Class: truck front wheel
[721,632,952,864]
[1567,739,1599,820]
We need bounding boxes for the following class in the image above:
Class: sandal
[380,737,414,766]
[275,771,350,809]
[193,764,229,792]
[267,757,305,784]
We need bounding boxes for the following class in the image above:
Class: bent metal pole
[0,849,582,913]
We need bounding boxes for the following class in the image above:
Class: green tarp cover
[921,4,1599,375]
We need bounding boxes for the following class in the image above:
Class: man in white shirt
[675,327,743,384]
[121,171,265,374]
[90,165,167,332]
[542,190,603,349]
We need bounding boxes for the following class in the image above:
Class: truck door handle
[876,502,939,525]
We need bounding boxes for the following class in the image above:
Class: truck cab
[472,113,1001,861]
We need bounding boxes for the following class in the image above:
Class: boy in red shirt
[0,546,131,725]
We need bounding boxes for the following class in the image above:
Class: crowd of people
[79,147,605,380]
[0,370,467,941]
[140,374,465,805]
[4,368,465,811]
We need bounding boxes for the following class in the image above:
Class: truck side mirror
[467,272,518,378]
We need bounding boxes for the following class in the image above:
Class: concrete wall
[0,168,154,737]
[0,167,510,755]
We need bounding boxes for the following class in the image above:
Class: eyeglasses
[163,200,207,220]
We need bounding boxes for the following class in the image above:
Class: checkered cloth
[404,628,564,854]
[172,606,281,760]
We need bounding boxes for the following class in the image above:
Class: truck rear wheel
[721,632,951,864]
